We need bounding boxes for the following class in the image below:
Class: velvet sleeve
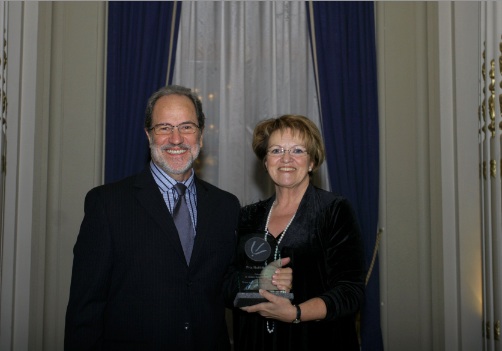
[317,197,366,321]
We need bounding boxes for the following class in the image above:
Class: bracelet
[292,304,301,324]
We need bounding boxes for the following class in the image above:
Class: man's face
[145,94,203,181]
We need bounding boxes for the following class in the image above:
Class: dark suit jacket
[64,168,240,351]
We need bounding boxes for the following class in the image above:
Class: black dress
[224,184,366,351]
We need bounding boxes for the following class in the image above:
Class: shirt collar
[150,161,195,194]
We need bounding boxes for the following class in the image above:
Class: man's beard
[150,141,201,176]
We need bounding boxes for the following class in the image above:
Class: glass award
[233,230,294,307]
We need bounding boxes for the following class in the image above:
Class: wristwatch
[292,304,301,324]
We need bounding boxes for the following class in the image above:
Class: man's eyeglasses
[267,147,308,157]
[149,122,200,135]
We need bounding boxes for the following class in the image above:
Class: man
[64,85,240,350]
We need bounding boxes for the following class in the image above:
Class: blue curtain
[105,1,181,184]
[306,2,383,350]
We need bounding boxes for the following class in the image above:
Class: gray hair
[144,85,205,131]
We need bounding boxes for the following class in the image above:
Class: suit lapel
[190,178,212,265]
[134,168,187,263]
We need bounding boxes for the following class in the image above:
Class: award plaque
[233,230,294,307]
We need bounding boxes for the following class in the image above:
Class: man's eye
[159,126,171,131]
[180,125,193,131]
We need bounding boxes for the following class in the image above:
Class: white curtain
[480,2,502,349]
[173,1,329,206]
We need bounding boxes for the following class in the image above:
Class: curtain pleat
[105,1,181,184]
[306,2,383,350]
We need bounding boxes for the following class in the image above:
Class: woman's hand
[240,289,297,323]
[271,257,292,292]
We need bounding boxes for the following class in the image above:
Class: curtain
[105,1,181,184]
[172,1,329,205]
[306,2,383,350]
[480,3,502,350]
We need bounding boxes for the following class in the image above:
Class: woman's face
[264,128,314,190]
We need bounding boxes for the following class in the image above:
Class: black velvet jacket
[223,184,366,351]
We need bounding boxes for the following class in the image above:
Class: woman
[225,114,366,350]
